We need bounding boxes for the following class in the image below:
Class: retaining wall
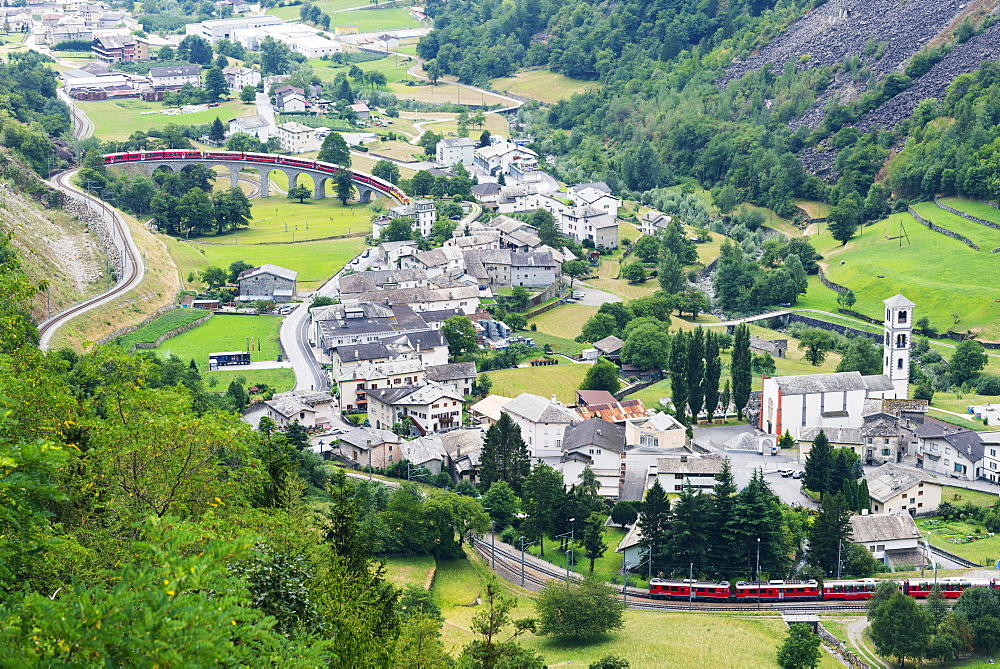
[785,312,883,343]
[130,312,213,353]
[817,268,849,294]
[816,622,871,669]
[96,302,179,345]
[63,197,124,279]
[934,196,1000,231]
[908,206,979,251]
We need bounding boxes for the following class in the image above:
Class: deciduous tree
[535,575,624,638]
[777,623,821,669]
[580,357,620,393]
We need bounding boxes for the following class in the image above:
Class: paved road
[255,92,277,131]
[279,301,328,393]
[573,282,621,306]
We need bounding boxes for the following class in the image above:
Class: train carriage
[822,579,879,600]
[648,579,731,601]
[905,578,995,598]
[734,580,820,602]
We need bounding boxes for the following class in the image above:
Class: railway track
[37,170,145,349]
[472,537,867,612]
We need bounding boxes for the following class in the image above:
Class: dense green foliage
[535,575,624,638]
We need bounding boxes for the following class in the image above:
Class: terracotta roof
[576,399,647,423]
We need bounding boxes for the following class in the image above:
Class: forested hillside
[420,0,1000,219]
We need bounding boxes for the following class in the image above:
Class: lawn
[524,330,587,356]
[383,555,437,589]
[917,517,1000,566]
[819,212,1000,340]
[77,99,255,141]
[211,367,295,393]
[169,235,367,291]
[942,486,1000,508]
[486,363,590,403]
[192,195,380,245]
[153,314,284,369]
[910,202,1000,251]
[529,303,598,340]
[266,0,372,18]
[330,6,422,31]
[519,522,637,587]
[795,199,832,219]
[937,197,1000,225]
[116,308,209,350]
[490,69,600,104]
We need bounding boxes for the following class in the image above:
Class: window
[910,498,915,504]
[918,503,923,508]
[675,474,684,480]
[882,448,891,456]
[918,490,923,496]
[898,310,907,323]
[898,358,904,369]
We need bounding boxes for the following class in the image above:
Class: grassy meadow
[817,212,1000,339]
[168,234,367,291]
[910,201,1000,251]
[383,555,436,589]
[153,314,283,367]
[529,304,598,340]
[78,99,255,141]
[490,69,599,104]
[115,308,209,350]
[486,363,590,403]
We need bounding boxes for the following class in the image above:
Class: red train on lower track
[100,150,410,204]
[648,577,1000,602]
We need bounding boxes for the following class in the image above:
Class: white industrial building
[234,23,342,59]
[185,15,283,43]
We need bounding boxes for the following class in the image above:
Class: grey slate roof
[883,294,915,308]
[862,413,899,438]
[942,430,985,463]
[400,435,447,466]
[502,393,578,424]
[238,263,298,282]
[426,361,477,382]
[850,513,921,544]
[593,335,624,354]
[149,64,201,78]
[562,418,626,454]
[862,375,895,391]
[800,427,863,444]
[773,371,871,395]
[866,462,941,503]
[339,427,400,449]
[569,181,613,195]
[335,342,392,363]
[656,456,725,475]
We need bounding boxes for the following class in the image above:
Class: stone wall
[785,312,883,344]
[934,196,1000,231]
[130,312,213,353]
[62,196,124,279]
[908,206,979,251]
[815,622,871,669]
[96,302,179,345]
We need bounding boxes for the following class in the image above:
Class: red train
[648,577,999,602]
[100,150,410,204]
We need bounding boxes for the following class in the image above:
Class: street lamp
[556,517,575,581]
[518,536,536,587]
[756,537,761,610]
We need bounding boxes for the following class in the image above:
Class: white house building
[981,432,1000,483]
[639,210,672,235]
[335,358,426,413]
[849,513,926,568]
[263,389,335,429]
[425,361,477,397]
[229,114,271,141]
[568,182,621,218]
[560,205,619,249]
[914,420,984,481]
[866,462,943,515]
[500,393,580,460]
[472,141,538,177]
[561,418,626,498]
[436,137,475,167]
[656,455,724,492]
[237,263,297,302]
[365,382,465,434]
[383,199,436,238]
[624,411,687,450]
[222,66,261,91]
[149,64,201,90]
[276,121,318,153]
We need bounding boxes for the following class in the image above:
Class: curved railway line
[37,169,145,349]
[471,537,866,613]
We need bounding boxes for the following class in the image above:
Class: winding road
[38,169,145,349]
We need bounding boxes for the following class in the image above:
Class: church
[755,294,913,441]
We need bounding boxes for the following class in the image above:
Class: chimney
[680,455,688,463]
[596,429,602,437]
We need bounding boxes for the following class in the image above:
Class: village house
[276,121,318,153]
[915,420,984,481]
[335,358,426,413]
[849,513,926,569]
[469,394,513,426]
[561,418,626,498]
[376,199,436,238]
[866,462,943,515]
[560,205,619,249]
[186,15,283,43]
[237,263,297,302]
[981,432,1000,483]
[149,64,201,90]
[639,210,672,235]
[336,427,401,469]
[593,335,624,362]
[500,393,580,460]
[624,411,687,449]
[354,285,480,316]
[749,336,787,359]
[229,114,271,141]
[436,137,476,167]
[365,382,465,434]
[575,393,648,424]
[656,455,725,492]
[472,141,538,177]
[312,302,433,352]
[397,435,448,475]
[567,182,621,218]
[441,428,486,483]
[263,389,336,429]
[222,66,261,91]
[91,35,139,63]
[797,427,863,464]
[425,361,478,397]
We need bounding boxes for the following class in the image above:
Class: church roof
[883,294,915,308]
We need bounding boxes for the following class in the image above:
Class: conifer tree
[807,492,852,575]
[668,482,712,571]
[804,430,833,496]
[480,413,530,494]
[734,469,790,578]
[669,331,688,423]
[709,459,741,576]
[732,323,751,419]
[687,327,705,422]
[703,330,721,422]
[638,479,670,577]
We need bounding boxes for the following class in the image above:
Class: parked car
[362,250,370,258]
[573,291,584,299]
[780,469,793,477]
[792,471,802,479]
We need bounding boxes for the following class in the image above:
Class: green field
[529,303,598,340]
[490,69,599,104]
[169,235,367,291]
[910,202,1000,251]
[383,555,436,589]
[917,517,1000,566]
[525,330,587,356]
[116,308,209,350]
[211,367,295,393]
[938,197,1000,226]
[819,212,1000,340]
[193,195,381,244]
[942,486,1000,508]
[266,0,372,19]
[433,551,840,668]
[153,314,283,369]
[78,99,256,141]
[486,363,590,403]
[520,523,636,586]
